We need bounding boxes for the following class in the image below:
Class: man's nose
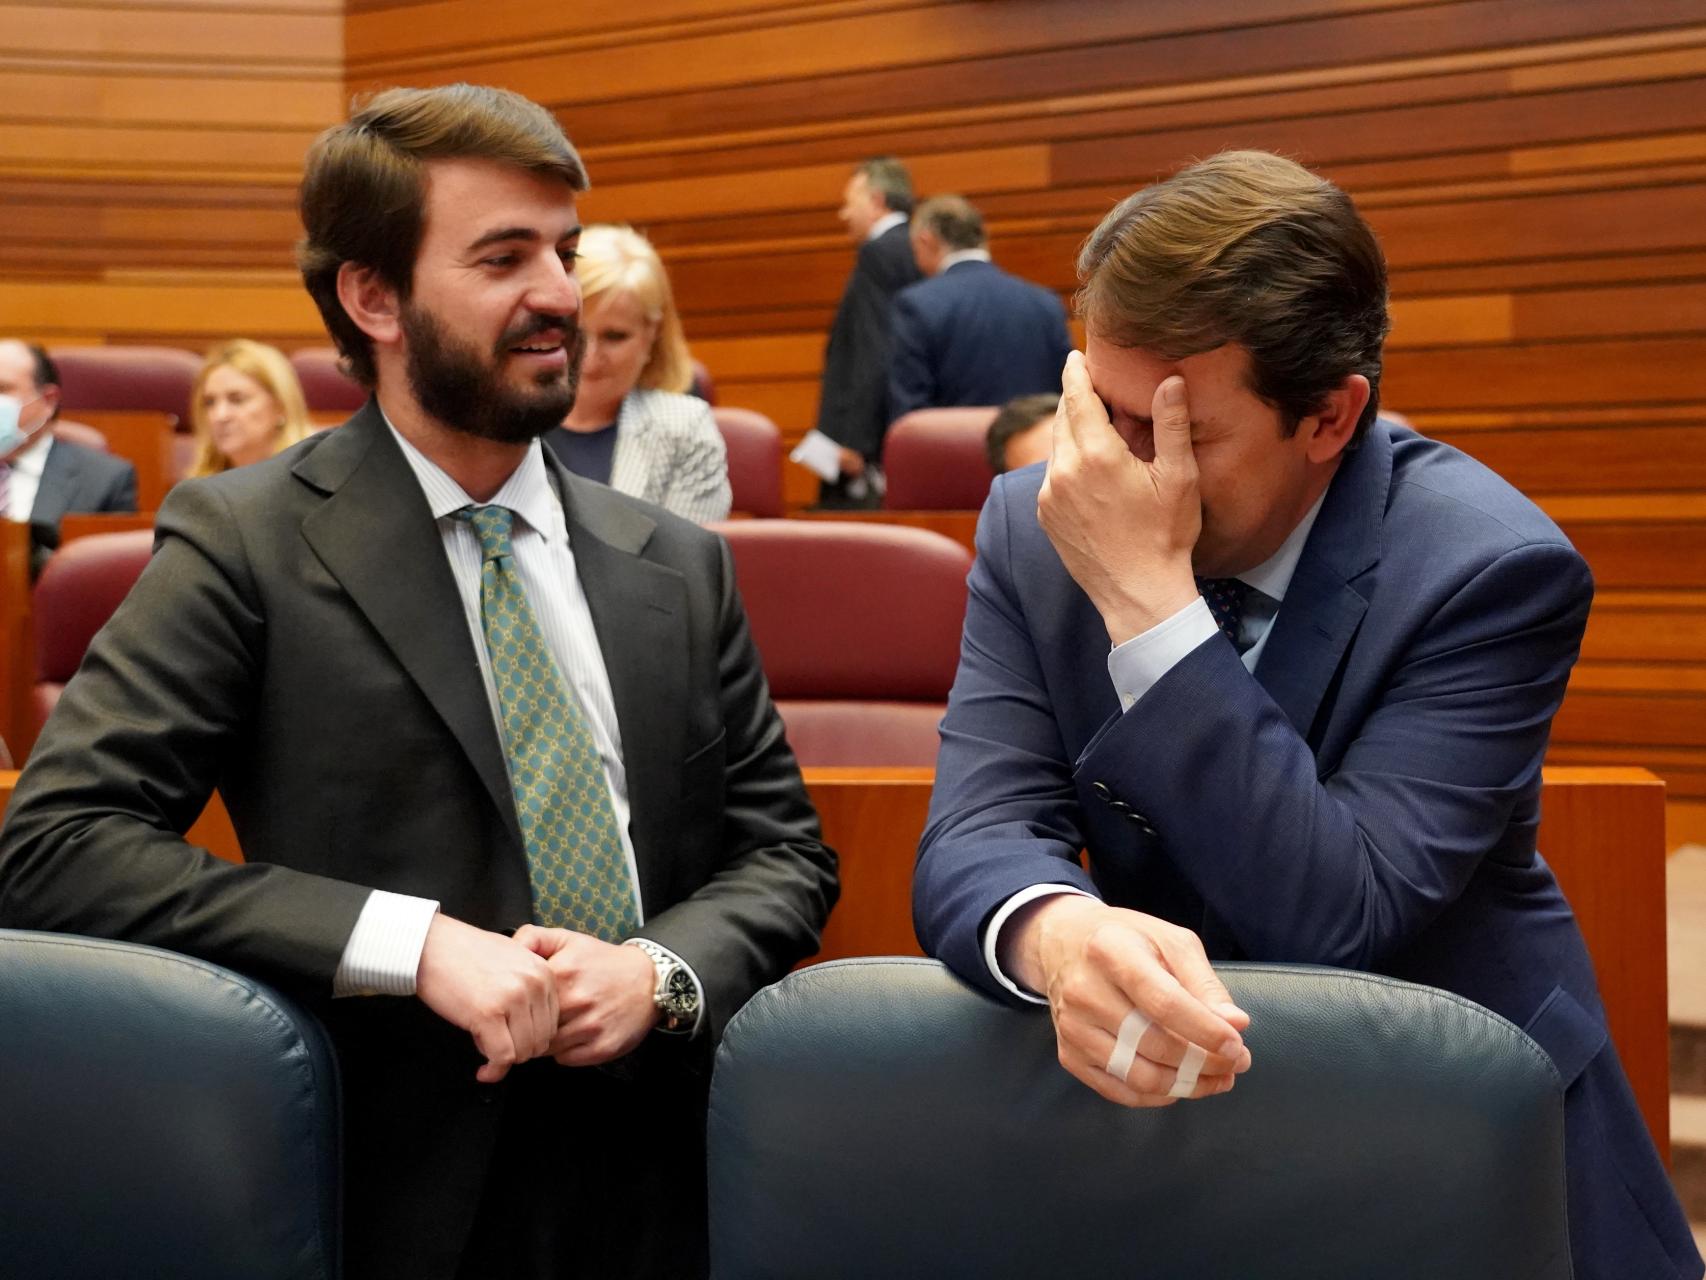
[530,254,580,317]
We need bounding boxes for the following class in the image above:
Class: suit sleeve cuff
[332,891,440,997]
[1107,597,1218,710]
[983,884,1097,1004]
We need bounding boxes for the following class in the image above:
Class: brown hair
[912,195,985,252]
[856,156,914,216]
[297,83,589,387]
[575,225,694,394]
[1076,150,1388,443]
[985,393,1058,473]
[188,340,313,477]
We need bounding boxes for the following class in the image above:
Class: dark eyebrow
[466,223,582,254]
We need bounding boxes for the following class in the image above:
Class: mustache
[496,315,580,353]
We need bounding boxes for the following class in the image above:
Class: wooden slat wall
[0,0,344,349]
[1,2,1701,845]
[348,0,1706,846]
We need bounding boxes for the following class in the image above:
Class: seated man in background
[985,392,1057,474]
[887,195,1073,423]
[0,339,138,573]
[0,84,836,1280]
[913,150,1700,1280]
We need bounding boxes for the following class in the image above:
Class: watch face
[664,967,698,1015]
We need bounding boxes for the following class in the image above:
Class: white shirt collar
[867,210,906,242]
[8,429,54,480]
[380,410,564,544]
[938,248,992,273]
[1237,487,1328,604]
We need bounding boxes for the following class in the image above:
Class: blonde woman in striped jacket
[548,224,731,523]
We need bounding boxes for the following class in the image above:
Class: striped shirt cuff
[1107,596,1217,711]
[332,890,440,997]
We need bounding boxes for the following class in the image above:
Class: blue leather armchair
[709,957,1572,1279]
[0,930,341,1279]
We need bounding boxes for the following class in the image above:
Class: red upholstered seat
[713,407,784,518]
[51,420,109,452]
[32,530,155,733]
[49,346,201,426]
[712,520,971,766]
[882,407,999,511]
[289,347,367,414]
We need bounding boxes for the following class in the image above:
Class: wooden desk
[58,513,156,544]
[791,509,978,556]
[0,764,1672,1155]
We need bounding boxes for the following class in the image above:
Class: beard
[401,301,582,445]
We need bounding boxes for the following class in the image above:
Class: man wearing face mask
[0,340,138,573]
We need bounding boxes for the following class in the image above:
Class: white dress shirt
[333,420,700,1027]
[983,491,1329,1000]
[867,210,907,242]
[2,431,53,521]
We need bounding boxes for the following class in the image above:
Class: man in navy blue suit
[887,196,1072,424]
[913,150,1700,1279]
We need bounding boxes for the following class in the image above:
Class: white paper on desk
[789,429,843,482]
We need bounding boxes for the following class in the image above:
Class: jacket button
[1109,799,1132,814]
[1125,811,1157,837]
[1091,781,1112,801]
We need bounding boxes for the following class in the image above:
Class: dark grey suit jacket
[0,403,837,1276]
[30,434,138,525]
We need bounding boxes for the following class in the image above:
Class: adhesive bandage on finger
[1168,1042,1208,1098]
[1104,1009,1151,1082]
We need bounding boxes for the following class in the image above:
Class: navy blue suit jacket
[816,223,921,460]
[887,260,1072,423]
[914,421,1701,1280]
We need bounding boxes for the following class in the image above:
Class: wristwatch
[626,938,700,1032]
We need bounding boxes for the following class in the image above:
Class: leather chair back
[710,958,1572,1280]
[712,521,970,765]
[32,528,154,732]
[51,419,110,451]
[289,346,367,414]
[49,345,201,424]
[712,407,783,518]
[883,406,999,510]
[0,929,342,1279]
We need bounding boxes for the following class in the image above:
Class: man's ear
[1304,373,1371,463]
[39,381,61,423]
[336,262,403,347]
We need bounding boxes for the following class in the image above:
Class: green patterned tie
[456,504,638,941]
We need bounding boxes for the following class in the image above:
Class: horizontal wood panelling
[2,4,339,357]
[2,2,1701,839]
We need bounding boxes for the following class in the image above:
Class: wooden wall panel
[0,2,342,351]
[342,0,1706,840]
[1,1,1701,840]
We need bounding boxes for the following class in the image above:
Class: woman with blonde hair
[188,339,312,478]
[549,224,730,522]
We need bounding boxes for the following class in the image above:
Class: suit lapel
[30,438,73,525]
[551,457,686,914]
[1254,422,1392,744]
[295,405,522,849]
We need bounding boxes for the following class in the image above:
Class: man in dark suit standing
[0,339,138,571]
[887,196,1072,423]
[0,84,837,1280]
[913,151,1699,1279]
[811,155,921,507]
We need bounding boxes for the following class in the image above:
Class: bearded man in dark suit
[0,84,837,1280]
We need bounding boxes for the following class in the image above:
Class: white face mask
[0,392,46,457]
